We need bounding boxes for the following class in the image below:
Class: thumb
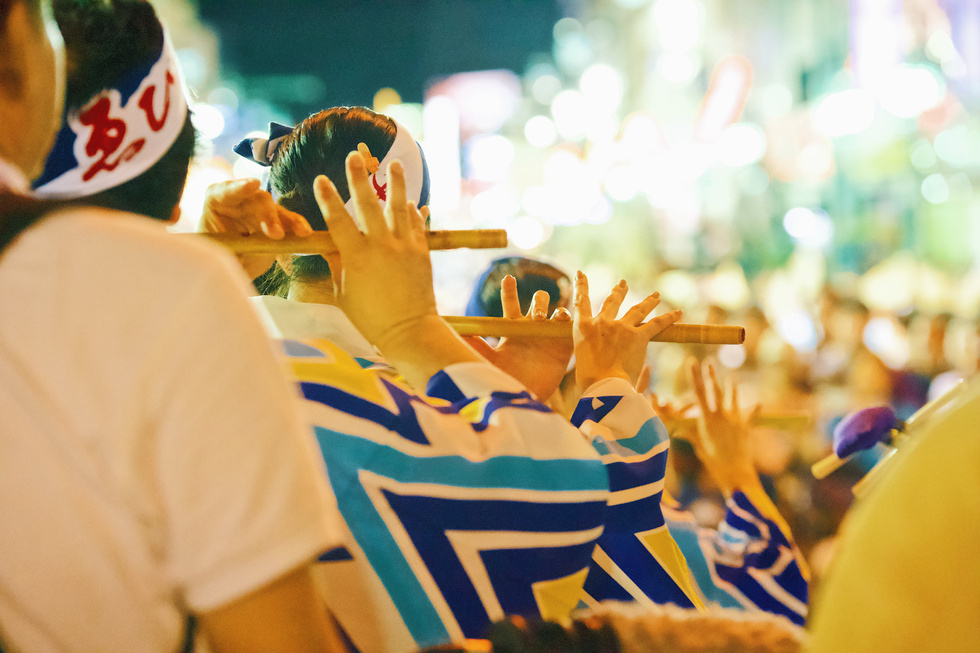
[463,335,496,360]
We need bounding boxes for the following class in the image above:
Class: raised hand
[312,152,479,388]
[572,271,683,391]
[465,274,573,400]
[649,391,694,436]
[683,359,761,496]
[200,178,312,279]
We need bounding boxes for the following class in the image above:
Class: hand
[572,272,683,391]
[681,359,761,496]
[200,179,313,280]
[649,392,694,436]
[465,275,573,400]
[313,152,480,387]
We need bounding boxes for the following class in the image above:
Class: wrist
[374,315,483,389]
[576,366,630,392]
[718,470,764,498]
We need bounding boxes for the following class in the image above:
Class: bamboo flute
[445,317,745,345]
[197,229,509,254]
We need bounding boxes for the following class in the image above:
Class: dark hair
[465,257,572,318]
[272,106,397,230]
[48,0,196,221]
[258,106,397,296]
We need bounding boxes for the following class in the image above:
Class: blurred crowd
[645,288,979,589]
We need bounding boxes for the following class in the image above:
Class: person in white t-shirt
[0,1,346,651]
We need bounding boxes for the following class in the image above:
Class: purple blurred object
[833,406,901,458]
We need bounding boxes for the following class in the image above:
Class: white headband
[235,116,430,244]
[33,38,189,198]
[341,118,430,217]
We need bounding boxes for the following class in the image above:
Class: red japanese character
[79,97,145,182]
[138,70,175,132]
[372,174,388,201]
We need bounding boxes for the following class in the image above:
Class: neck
[286,280,337,305]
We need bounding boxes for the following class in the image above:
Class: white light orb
[716,123,767,167]
[813,89,875,138]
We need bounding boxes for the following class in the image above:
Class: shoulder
[20,206,251,292]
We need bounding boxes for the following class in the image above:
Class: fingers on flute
[345,151,387,235]
[500,275,522,319]
[313,175,360,248]
[276,206,313,238]
[640,308,683,340]
[597,279,627,320]
[385,160,409,234]
[259,219,285,239]
[529,290,550,320]
[573,270,592,319]
[551,306,572,322]
[405,202,427,242]
[207,178,258,207]
[623,291,661,325]
[255,187,286,239]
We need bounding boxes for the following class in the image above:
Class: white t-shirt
[0,208,341,652]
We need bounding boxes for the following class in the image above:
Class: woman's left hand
[465,275,572,401]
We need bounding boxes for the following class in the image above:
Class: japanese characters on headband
[33,40,189,198]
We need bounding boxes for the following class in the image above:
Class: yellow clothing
[809,374,980,652]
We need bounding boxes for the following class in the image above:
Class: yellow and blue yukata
[256,297,804,651]
[278,334,608,653]
[663,492,808,624]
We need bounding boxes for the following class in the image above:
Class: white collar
[0,156,30,194]
[250,295,383,363]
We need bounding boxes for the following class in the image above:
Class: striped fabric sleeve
[694,491,808,625]
[570,378,705,611]
[281,338,610,651]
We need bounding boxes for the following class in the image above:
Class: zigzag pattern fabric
[570,379,705,612]
[664,493,809,625]
[280,338,609,653]
[570,379,808,624]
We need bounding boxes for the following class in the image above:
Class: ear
[166,204,181,225]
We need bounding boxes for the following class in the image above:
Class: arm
[292,155,612,647]
[566,274,705,609]
[147,244,342,649]
[199,564,344,653]
[671,360,808,624]
[285,336,610,647]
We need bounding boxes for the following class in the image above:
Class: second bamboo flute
[445,317,745,345]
